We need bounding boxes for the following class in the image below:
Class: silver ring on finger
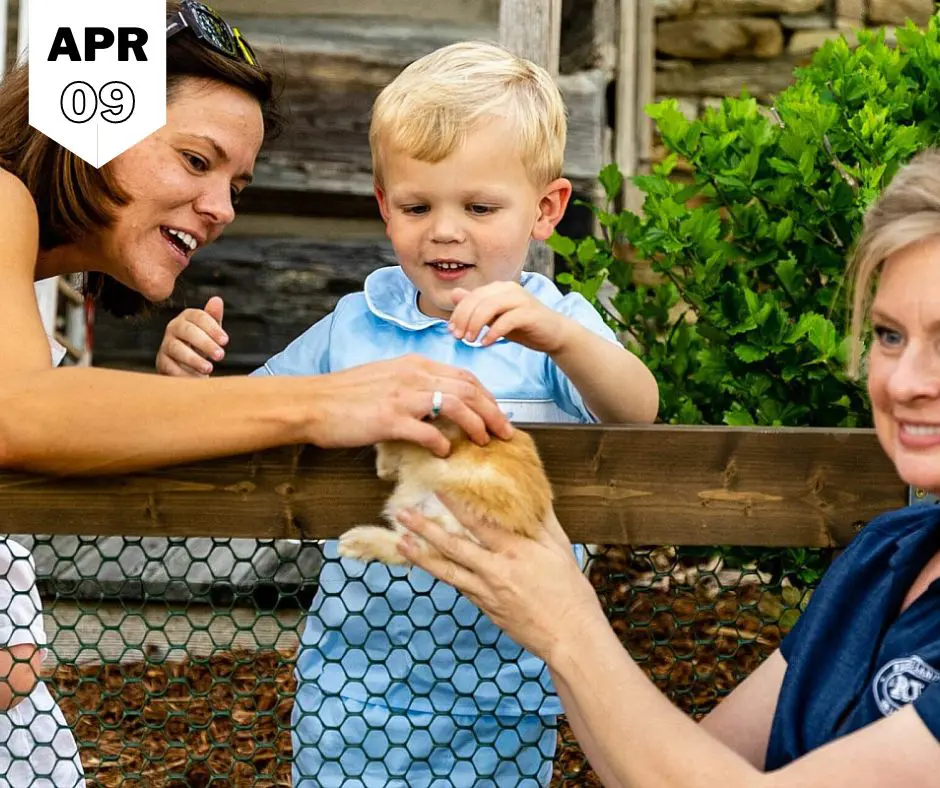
[430,390,444,420]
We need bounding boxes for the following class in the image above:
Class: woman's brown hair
[0,0,283,316]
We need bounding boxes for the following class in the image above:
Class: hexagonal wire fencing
[1,534,826,787]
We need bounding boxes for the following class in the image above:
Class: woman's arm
[0,645,42,711]
[397,507,940,788]
[699,650,787,768]
[0,173,511,474]
[550,671,628,788]
[548,604,940,788]
[550,644,785,786]
[552,650,784,786]
[0,362,511,474]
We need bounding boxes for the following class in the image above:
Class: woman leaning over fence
[398,148,940,786]
[0,1,510,784]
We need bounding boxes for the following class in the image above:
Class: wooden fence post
[617,0,655,214]
[499,0,562,279]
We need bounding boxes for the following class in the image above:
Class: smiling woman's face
[93,77,264,301]
[868,236,940,494]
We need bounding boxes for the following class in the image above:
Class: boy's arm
[546,292,658,424]
[549,317,658,424]
[447,282,659,423]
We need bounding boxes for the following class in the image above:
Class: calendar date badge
[28,0,166,167]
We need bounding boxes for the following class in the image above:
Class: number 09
[60,81,135,124]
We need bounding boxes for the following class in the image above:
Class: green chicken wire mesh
[0,535,825,787]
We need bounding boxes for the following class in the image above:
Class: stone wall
[653,0,934,120]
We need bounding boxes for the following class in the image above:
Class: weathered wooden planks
[208,15,611,207]
[0,426,906,547]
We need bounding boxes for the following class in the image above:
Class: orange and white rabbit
[338,418,551,565]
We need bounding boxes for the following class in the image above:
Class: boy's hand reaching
[448,282,568,354]
[155,296,228,377]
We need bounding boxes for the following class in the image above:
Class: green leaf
[768,157,799,176]
[646,99,691,148]
[680,208,722,250]
[596,210,620,229]
[774,255,803,298]
[569,273,607,304]
[676,399,704,425]
[724,409,755,426]
[735,344,769,362]
[787,312,820,344]
[695,322,729,344]
[806,314,838,357]
[577,237,600,265]
[547,232,576,258]
[894,25,924,50]
[654,152,679,177]
[774,216,794,246]
[674,183,704,203]
[598,163,623,202]
[798,148,816,183]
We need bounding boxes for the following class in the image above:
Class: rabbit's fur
[337,419,551,565]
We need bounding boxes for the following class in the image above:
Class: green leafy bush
[552,18,940,587]
[551,19,940,429]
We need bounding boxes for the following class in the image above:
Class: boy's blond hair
[370,41,567,188]
[847,148,940,377]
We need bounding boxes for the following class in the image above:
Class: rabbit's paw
[338,526,408,565]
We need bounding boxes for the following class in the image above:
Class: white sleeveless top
[0,335,86,788]
[47,335,66,368]
[0,335,63,650]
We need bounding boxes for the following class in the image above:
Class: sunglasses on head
[166,0,258,67]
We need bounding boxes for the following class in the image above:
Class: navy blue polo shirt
[766,505,940,770]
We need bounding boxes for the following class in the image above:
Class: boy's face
[375,118,571,319]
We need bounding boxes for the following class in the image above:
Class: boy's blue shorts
[292,687,556,788]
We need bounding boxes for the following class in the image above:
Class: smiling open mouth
[161,226,198,256]
[428,261,473,271]
[903,424,940,436]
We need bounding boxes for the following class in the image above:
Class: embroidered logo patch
[873,655,940,716]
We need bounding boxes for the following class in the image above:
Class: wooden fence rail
[0,426,908,547]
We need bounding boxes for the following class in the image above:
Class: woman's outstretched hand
[395,500,606,660]
[305,355,513,457]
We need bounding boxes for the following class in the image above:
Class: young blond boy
[157,41,658,787]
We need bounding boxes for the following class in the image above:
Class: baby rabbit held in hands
[337,418,552,565]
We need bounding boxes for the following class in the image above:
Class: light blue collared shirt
[256,266,619,718]
[254,265,618,423]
